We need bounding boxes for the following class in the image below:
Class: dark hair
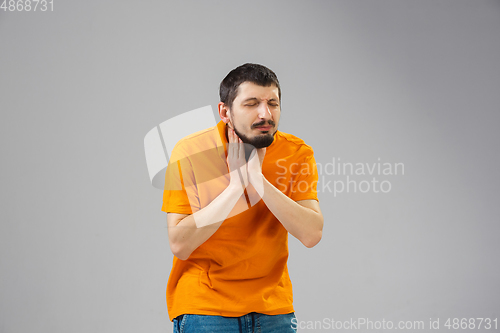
[219,63,281,109]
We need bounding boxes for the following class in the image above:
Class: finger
[258,148,266,164]
[238,138,245,164]
[231,130,238,158]
[232,130,240,164]
[228,129,236,160]
[248,148,257,163]
[231,130,237,151]
[247,149,260,172]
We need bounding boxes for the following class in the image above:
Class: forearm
[169,182,244,260]
[260,176,323,247]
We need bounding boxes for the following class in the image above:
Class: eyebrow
[241,97,279,103]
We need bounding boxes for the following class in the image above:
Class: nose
[257,103,272,120]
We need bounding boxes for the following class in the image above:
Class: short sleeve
[290,153,319,202]
[161,144,201,214]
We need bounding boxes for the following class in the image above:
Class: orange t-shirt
[161,120,318,321]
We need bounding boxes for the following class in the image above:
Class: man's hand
[247,147,266,197]
[228,129,266,196]
[227,128,249,189]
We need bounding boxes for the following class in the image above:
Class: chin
[234,127,276,149]
[249,134,274,149]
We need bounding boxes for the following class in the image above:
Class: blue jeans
[173,312,297,333]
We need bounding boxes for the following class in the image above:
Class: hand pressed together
[247,147,266,196]
[226,128,266,195]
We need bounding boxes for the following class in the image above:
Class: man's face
[227,81,281,149]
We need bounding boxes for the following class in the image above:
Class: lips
[255,126,272,130]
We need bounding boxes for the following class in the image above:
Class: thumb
[257,148,266,164]
[248,148,258,163]
[248,149,260,168]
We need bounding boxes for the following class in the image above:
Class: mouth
[254,125,272,131]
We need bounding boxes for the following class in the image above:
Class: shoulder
[176,126,215,146]
[275,130,315,156]
[170,126,218,161]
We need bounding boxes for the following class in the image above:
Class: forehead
[234,81,279,101]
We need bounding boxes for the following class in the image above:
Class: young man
[162,63,323,332]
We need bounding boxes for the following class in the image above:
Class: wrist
[249,172,265,197]
[227,177,246,194]
[249,171,263,182]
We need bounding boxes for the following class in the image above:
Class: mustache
[251,120,275,128]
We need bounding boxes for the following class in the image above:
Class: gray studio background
[1,1,499,332]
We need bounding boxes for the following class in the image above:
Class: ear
[218,102,230,124]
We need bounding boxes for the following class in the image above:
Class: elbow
[303,230,322,248]
[303,216,323,248]
[169,242,192,261]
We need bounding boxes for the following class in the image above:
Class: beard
[231,116,277,149]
